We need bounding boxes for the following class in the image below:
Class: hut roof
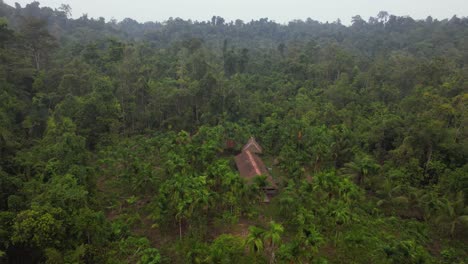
[242,137,263,154]
[235,150,277,189]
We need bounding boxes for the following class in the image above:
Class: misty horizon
[4,0,467,25]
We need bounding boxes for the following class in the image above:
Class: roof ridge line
[245,150,261,176]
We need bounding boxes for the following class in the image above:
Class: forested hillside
[0,1,467,263]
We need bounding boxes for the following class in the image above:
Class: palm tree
[435,191,468,237]
[337,177,363,205]
[263,221,284,264]
[296,224,324,261]
[245,226,265,255]
[341,154,380,186]
[328,201,352,246]
[376,177,405,208]
[312,171,339,200]
[416,188,440,221]
[393,187,438,220]
[278,181,300,218]
[157,174,210,240]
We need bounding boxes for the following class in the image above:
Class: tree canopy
[0,1,467,263]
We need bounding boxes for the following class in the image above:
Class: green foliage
[383,240,431,264]
[16,117,89,178]
[207,234,245,263]
[435,191,468,237]
[341,153,380,186]
[245,226,266,254]
[138,248,162,264]
[12,206,65,249]
[106,236,160,264]
[0,2,467,263]
[33,174,88,211]
[153,174,211,239]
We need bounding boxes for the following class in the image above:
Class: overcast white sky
[4,0,468,24]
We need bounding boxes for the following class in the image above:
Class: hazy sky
[4,0,468,24]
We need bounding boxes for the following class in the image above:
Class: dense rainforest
[0,1,467,263]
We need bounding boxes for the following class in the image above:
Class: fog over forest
[4,0,468,23]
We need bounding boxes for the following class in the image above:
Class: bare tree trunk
[179,219,182,240]
[423,144,433,178]
[270,242,275,264]
[33,51,40,71]
[121,95,126,135]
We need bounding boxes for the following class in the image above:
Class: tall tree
[19,17,56,71]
